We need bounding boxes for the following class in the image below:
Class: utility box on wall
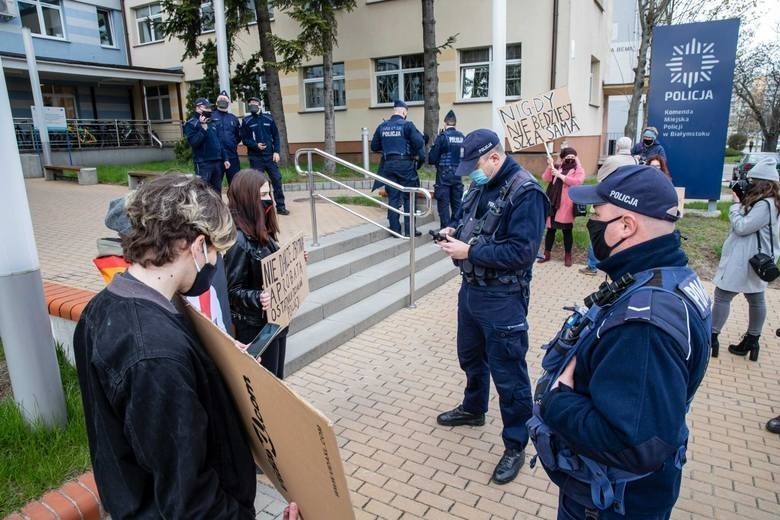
[20,153,43,178]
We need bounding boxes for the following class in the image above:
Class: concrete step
[290,222,444,334]
[285,256,458,374]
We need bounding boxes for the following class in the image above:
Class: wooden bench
[44,164,98,186]
[127,170,163,189]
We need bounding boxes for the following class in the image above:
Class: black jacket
[224,229,279,327]
[73,273,256,519]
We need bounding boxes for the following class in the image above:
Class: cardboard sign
[263,233,308,330]
[498,87,581,151]
[184,302,355,520]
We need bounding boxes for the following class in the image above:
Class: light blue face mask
[469,169,489,185]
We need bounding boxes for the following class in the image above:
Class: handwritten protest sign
[246,233,309,358]
[184,303,355,520]
[498,87,581,151]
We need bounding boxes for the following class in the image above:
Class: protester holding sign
[538,147,585,267]
[74,175,257,518]
[224,169,294,379]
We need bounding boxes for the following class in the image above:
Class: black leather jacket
[224,229,279,327]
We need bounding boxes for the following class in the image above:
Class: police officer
[436,129,549,485]
[241,96,289,215]
[370,99,425,237]
[183,97,230,193]
[631,126,667,163]
[529,165,711,518]
[428,109,465,228]
[211,90,242,185]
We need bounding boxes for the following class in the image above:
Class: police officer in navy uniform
[436,129,549,485]
[183,97,230,193]
[428,109,465,228]
[241,96,289,215]
[370,99,426,236]
[211,90,242,185]
[529,165,711,519]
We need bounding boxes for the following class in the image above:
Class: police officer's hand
[438,235,470,260]
[224,160,231,170]
[439,227,455,237]
[552,357,576,390]
[283,503,299,520]
[199,114,209,125]
[258,143,267,151]
[273,152,281,163]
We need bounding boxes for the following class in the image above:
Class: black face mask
[216,100,229,110]
[261,199,274,214]
[563,159,575,166]
[249,105,260,114]
[587,216,627,261]
[181,242,217,297]
[643,138,653,146]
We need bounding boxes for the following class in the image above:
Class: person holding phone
[184,97,231,194]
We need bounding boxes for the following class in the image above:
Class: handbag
[573,203,588,218]
[748,200,780,282]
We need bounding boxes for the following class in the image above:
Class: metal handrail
[294,147,432,308]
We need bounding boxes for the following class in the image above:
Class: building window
[135,3,164,44]
[303,63,346,110]
[589,56,601,106]
[459,44,522,100]
[97,8,115,47]
[200,1,214,32]
[18,0,65,38]
[374,54,424,105]
[145,85,172,120]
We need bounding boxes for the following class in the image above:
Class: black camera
[429,229,447,242]
[730,178,749,201]
[201,110,212,123]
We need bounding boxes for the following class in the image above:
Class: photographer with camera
[434,129,548,485]
[530,165,711,519]
[711,157,780,361]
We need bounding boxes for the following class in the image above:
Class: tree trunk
[323,41,336,175]
[421,0,439,152]
[624,12,652,141]
[255,0,290,166]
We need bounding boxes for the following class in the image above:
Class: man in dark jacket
[535,166,711,518]
[428,109,465,228]
[211,90,242,185]
[241,97,289,214]
[74,175,256,519]
[370,99,426,237]
[183,97,230,193]
[435,129,549,485]
[631,126,667,163]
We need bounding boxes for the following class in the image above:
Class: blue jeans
[249,155,286,210]
[456,282,532,450]
[587,244,598,270]
[435,183,464,228]
[194,160,223,193]
[557,493,671,520]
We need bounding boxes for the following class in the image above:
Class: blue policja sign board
[646,19,740,200]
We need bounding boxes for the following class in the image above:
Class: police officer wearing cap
[241,96,289,215]
[428,109,465,228]
[528,165,711,518]
[183,97,230,193]
[436,129,549,485]
[370,99,426,236]
[211,90,242,185]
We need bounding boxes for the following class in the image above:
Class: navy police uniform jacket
[241,113,279,157]
[453,156,548,279]
[211,110,241,159]
[539,232,710,515]
[183,113,226,163]
[428,127,465,185]
[370,115,426,164]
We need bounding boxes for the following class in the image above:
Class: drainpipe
[120,0,133,66]
[550,0,559,89]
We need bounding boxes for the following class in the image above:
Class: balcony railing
[12,118,183,153]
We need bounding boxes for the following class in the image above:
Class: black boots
[711,333,719,358]
[492,449,525,484]
[436,405,486,427]
[767,416,780,435]
[728,333,760,361]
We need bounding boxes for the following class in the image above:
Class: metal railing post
[114,120,120,147]
[73,119,81,149]
[308,151,319,247]
[408,190,416,308]
[361,127,369,178]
